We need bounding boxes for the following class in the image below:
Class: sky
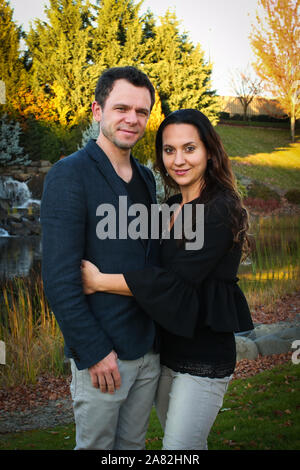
[9,0,261,96]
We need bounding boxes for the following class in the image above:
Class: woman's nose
[174,151,185,165]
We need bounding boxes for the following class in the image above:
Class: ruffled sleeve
[124,196,253,337]
[200,277,254,332]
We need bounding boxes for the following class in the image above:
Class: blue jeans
[70,350,160,450]
[155,365,232,450]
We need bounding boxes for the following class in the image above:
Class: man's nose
[124,110,138,124]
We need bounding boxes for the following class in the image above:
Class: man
[41,66,161,450]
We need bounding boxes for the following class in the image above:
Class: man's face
[92,79,152,150]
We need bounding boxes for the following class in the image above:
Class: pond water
[0,236,42,281]
[0,215,299,284]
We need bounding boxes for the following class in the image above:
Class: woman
[81,109,254,450]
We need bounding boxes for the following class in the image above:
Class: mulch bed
[0,285,299,415]
[251,290,300,324]
[0,352,295,413]
[1,288,299,414]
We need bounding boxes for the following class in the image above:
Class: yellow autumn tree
[250,0,300,141]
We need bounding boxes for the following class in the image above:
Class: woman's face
[162,123,209,193]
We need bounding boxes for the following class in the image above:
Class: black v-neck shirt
[120,161,152,209]
[119,161,152,239]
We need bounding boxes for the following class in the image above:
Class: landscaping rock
[254,335,292,356]
[235,336,259,361]
[27,174,46,199]
[248,323,283,340]
[236,319,300,359]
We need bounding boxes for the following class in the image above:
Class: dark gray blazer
[41,139,160,370]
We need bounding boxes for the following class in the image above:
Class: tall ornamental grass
[0,276,64,388]
[239,215,300,311]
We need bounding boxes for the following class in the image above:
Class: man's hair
[95,66,155,110]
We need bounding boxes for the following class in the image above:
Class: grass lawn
[216,124,298,158]
[230,144,300,192]
[0,361,299,451]
[215,125,300,192]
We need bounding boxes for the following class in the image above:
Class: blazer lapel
[85,140,150,250]
[85,139,131,200]
[131,156,158,255]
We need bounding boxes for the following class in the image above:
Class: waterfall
[0,176,35,208]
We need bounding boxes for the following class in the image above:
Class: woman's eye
[186,146,195,152]
[164,148,174,154]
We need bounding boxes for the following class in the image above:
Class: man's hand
[88,350,121,394]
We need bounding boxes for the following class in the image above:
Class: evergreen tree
[26,0,95,127]
[143,11,220,123]
[90,0,147,77]
[0,114,30,167]
[0,0,24,108]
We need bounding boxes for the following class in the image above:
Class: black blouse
[124,192,254,378]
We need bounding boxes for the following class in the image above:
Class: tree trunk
[290,115,295,143]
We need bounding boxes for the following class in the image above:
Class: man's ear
[91,101,102,122]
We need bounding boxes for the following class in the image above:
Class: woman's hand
[81,259,102,294]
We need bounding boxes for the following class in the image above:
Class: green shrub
[20,119,86,163]
[219,112,230,120]
[285,189,300,205]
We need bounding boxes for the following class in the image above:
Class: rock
[28,161,41,168]
[235,336,259,361]
[12,173,30,182]
[278,326,300,340]
[235,319,300,359]
[0,198,10,212]
[248,323,283,340]
[8,212,23,221]
[22,218,41,235]
[8,221,31,236]
[27,174,46,199]
[254,335,293,356]
[39,166,52,174]
[238,176,252,188]
[0,206,7,221]
[40,160,52,167]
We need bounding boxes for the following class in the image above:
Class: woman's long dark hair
[154,109,253,258]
